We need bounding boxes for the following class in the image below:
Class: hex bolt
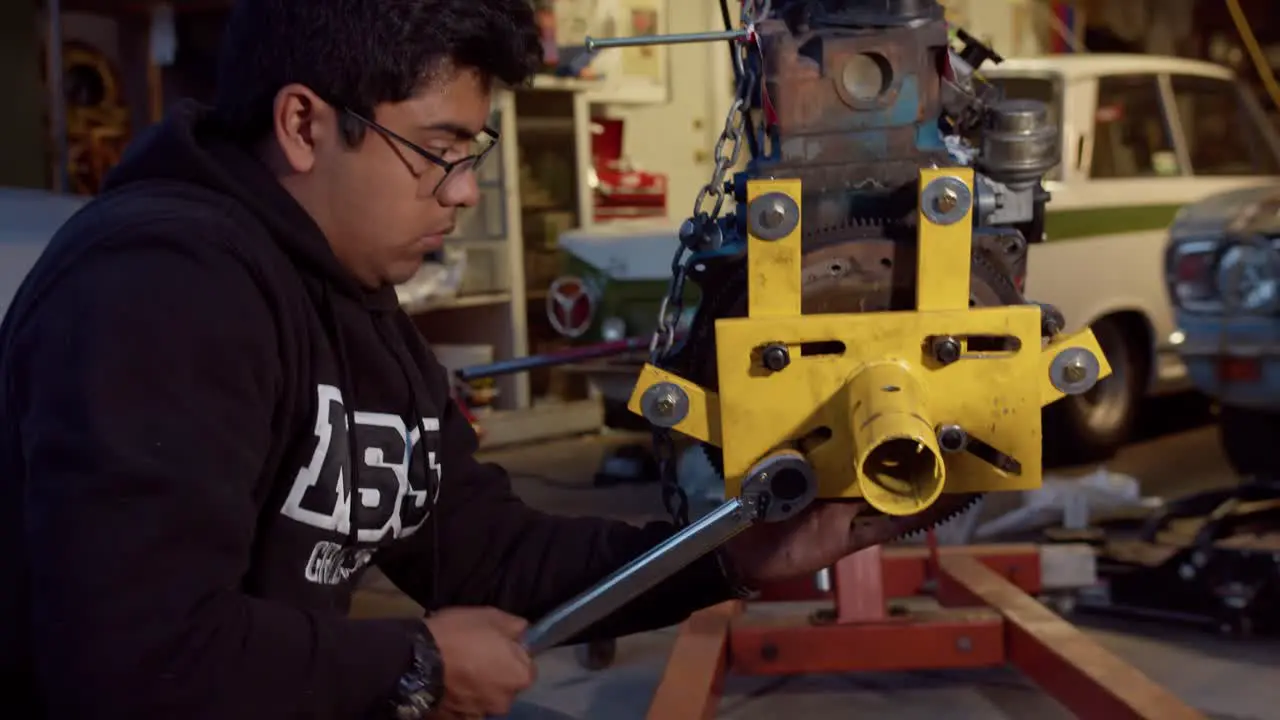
[934,187,959,214]
[1061,358,1088,384]
[759,203,786,229]
[653,392,679,417]
[931,336,962,365]
[761,343,791,372]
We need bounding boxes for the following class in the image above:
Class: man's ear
[271,84,332,173]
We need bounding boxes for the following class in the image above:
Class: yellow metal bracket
[629,171,1112,516]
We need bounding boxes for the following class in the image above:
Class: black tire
[1044,317,1145,464]
[1219,405,1280,479]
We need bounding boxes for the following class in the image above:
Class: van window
[1090,75,1181,179]
[1169,74,1280,177]
[986,76,1062,181]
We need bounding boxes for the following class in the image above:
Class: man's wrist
[387,623,445,719]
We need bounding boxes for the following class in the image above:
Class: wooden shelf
[476,398,605,449]
[399,291,512,315]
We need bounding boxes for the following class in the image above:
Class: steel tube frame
[645,544,1206,720]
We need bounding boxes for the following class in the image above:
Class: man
[0,1,877,718]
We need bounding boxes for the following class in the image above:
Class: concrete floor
[353,396,1280,719]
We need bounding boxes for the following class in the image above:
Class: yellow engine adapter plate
[629,171,1111,515]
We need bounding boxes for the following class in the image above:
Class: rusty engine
[660,0,1065,520]
[669,0,1061,320]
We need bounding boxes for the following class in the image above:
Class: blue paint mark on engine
[916,120,947,151]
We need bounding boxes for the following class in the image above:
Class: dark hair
[214,0,542,143]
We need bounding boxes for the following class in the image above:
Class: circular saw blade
[673,234,1023,544]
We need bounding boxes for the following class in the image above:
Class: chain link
[647,54,755,529]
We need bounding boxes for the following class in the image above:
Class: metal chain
[647,54,754,530]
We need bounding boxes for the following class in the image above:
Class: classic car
[1165,185,1280,477]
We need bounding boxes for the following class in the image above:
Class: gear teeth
[889,493,985,542]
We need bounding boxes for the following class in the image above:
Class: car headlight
[600,316,627,341]
[1216,240,1280,314]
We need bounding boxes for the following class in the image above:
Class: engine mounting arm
[627,172,1111,516]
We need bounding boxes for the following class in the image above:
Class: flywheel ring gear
[671,234,1023,541]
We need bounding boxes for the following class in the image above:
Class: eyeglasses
[341,107,500,196]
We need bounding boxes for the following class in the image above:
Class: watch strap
[388,624,445,720]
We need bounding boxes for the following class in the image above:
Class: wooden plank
[646,601,740,720]
[940,555,1207,720]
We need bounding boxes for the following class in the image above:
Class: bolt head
[934,188,959,214]
[1061,360,1088,384]
[654,393,678,416]
[937,425,968,453]
[759,203,785,230]
[932,337,962,365]
[762,344,790,371]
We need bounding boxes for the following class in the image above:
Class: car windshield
[1168,74,1280,177]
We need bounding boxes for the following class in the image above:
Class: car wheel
[1219,405,1280,478]
[1045,318,1145,464]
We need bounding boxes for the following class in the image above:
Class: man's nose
[439,167,481,208]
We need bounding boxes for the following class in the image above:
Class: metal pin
[586,29,750,52]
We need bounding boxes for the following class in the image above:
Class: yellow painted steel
[915,167,974,312]
[746,179,804,318]
[847,362,945,515]
[628,170,1113,515]
[626,365,721,446]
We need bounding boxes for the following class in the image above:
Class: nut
[931,336,962,365]
[761,343,791,372]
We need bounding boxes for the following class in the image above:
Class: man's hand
[721,498,968,585]
[423,607,535,717]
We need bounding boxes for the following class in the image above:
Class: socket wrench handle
[521,496,758,655]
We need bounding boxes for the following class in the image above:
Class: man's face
[280,67,492,289]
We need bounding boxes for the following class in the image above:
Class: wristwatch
[387,625,445,720]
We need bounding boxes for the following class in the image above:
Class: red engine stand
[646,542,1206,720]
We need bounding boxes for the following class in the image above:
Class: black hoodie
[0,101,735,719]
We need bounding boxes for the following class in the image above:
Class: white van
[984,55,1280,458]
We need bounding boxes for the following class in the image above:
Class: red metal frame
[646,542,1207,720]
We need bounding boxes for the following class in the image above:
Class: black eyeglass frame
[341,107,500,195]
